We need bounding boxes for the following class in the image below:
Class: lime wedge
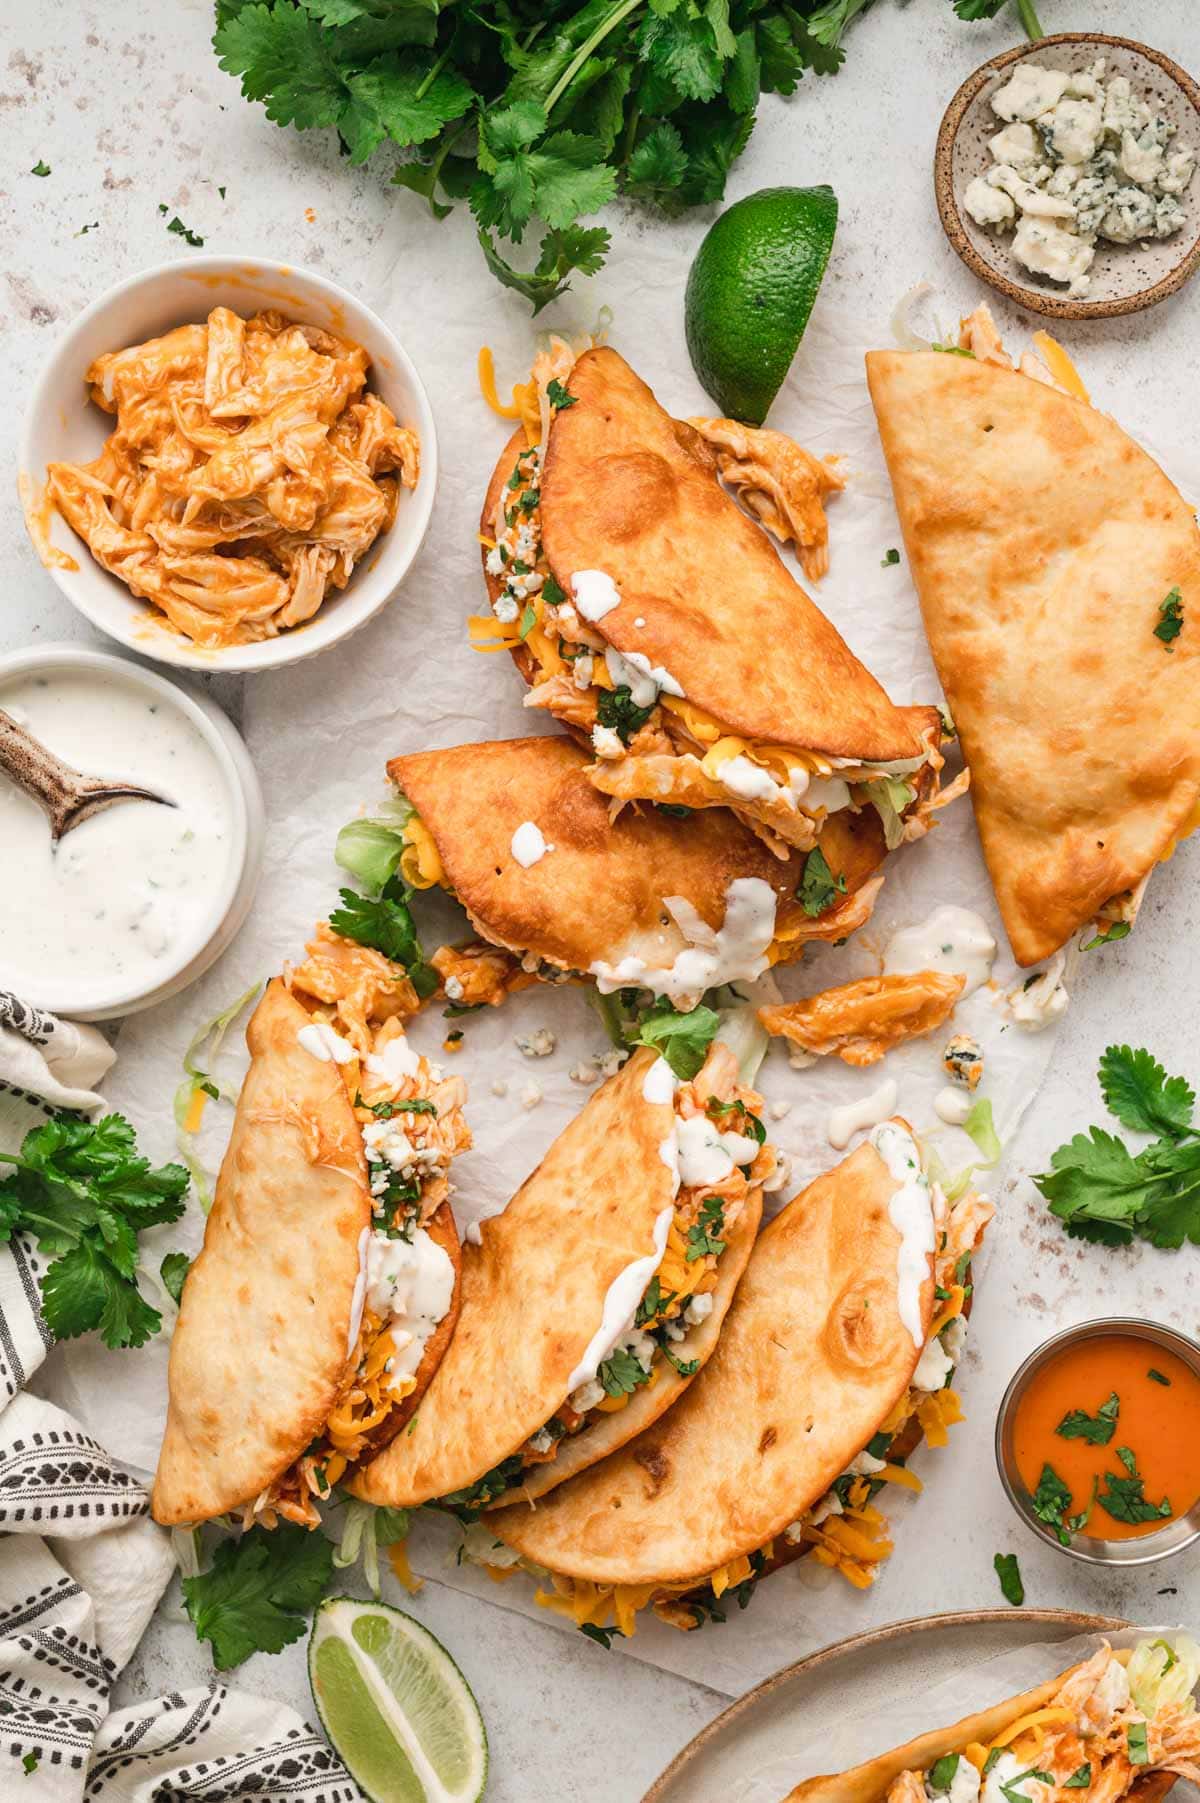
[684,184,839,426]
[309,1597,487,1803]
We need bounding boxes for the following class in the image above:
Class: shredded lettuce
[710,978,775,1086]
[867,777,916,850]
[1129,1634,1200,1716]
[332,1498,412,1599]
[335,796,414,893]
[923,1142,982,1205]
[963,1097,1001,1165]
[173,982,262,1212]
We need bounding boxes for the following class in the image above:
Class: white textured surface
[4,2,1200,1798]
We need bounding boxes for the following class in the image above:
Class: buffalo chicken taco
[473,1120,992,1639]
[349,1043,771,1513]
[153,907,470,1529]
[386,734,884,1012]
[473,343,963,882]
[868,306,1200,966]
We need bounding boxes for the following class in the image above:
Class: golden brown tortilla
[867,348,1200,966]
[498,1180,762,1507]
[153,980,372,1526]
[783,1652,1176,1803]
[389,735,885,971]
[489,1129,935,1585]
[533,347,931,763]
[350,1047,685,1508]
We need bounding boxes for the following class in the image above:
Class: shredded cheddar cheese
[1031,332,1090,402]
[477,346,522,419]
[399,816,446,890]
[389,1540,423,1595]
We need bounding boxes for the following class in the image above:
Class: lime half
[685,184,839,426]
[309,1597,487,1803]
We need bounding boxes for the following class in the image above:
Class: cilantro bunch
[1035,1045,1200,1248]
[0,1113,189,1349]
[213,0,884,310]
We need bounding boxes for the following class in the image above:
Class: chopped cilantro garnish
[634,1000,718,1081]
[797,845,847,918]
[31,160,50,177]
[706,1096,766,1147]
[166,213,205,247]
[1153,586,1183,651]
[598,1345,651,1398]
[928,1755,962,1793]
[1083,921,1131,950]
[686,1197,726,1263]
[596,683,654,745]
[1064,1767,1091,1790]
[1097,1449,1172,1527]
[1055,1392,1119,1445]
[541,572,565,605]
[993,1551,1024,1606]
[579,1621,618,1648]
[1030,1462,1075,1545]
[1148,1367,1171,1386]
[518,604,537,640]
[159,1251,191,1305]
[546,378,577,410]
[881,547,900,567]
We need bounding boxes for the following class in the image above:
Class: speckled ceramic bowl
[935,33,1200,320]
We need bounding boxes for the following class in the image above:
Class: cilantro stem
[1015,0,1044,39]
[620,101,641,170]
[545,0,644,118]
[415,42,453,103]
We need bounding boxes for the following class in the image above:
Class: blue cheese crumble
[963,59,1196,297]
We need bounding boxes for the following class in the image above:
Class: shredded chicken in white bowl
[20,259,437,672]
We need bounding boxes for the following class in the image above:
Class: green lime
[309,1597,487,1803]
[684,184,839,426]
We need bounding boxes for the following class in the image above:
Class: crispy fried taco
[868,305,1200,966]
[153,903,471,1529]
[785,1634,1200,1803]
[473,342,962,876]
[349,1042,771,1513]
[384,734,884,1012]
[474,1120,992,1639]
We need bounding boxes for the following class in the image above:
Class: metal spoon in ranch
[0,706,175,844]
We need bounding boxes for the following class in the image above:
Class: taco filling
[248,921,470,1528]
[441,1042,771,1515]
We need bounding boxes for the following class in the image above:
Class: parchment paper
[37,258,1200,1695]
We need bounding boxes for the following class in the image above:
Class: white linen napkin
[0,990,358,1800]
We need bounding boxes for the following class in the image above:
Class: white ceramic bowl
[19,256,438,673]
[0,644,264,1020]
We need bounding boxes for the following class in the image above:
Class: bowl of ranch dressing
[0,646,264,1019]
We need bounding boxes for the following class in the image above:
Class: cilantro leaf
[0,1113,189,1349]
[182,1524,334,1670]
[1097,1452,1172,1527]
[329,879,421,966]
[798,845,846,917]
[624,120,689,203]
[477,224,610,314]
[1154,586,1184,651]
[579,1621,618,1648]
[215,3,350,130]
[929,1757,963,1793]
[596,683,655,745]
[160,1251,192,1305]
[31,159,51,177]
[1035,1127,1160,1240]
[1098,1045,1195,1139]
[952,0,1007,15]
[1030,1462,1074,1546]
[1064,1767,1092,1790]
[546,377,577,410]
[598,1345,652,1398]
[1055,1392,1119,1446]
[638,8,725,104]
[342,53,475,160]
[993,1552,1025,1607]
[1127,1723,1150,1765]
[686,1195,726,1262]
[635,1000,719,1079]
[1083,921,1131,951]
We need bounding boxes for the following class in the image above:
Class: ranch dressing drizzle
[869,1119,937,1349]
[565,1206,674,1393]
[363,1225,456,1387]
[934,1086,973,1126]
[571,570,621,622]
[590,877,777,1009]
[827,1078,898,1150]
[883,905,997,996]
[0,669,235,1004]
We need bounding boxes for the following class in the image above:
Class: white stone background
[2,1,1199,1798]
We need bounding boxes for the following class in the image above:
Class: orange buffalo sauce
[1013,1334,1200,1541]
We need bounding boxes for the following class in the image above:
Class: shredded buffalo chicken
[759,970,965,1067]
[45,307,419,647]
[688,417,845,581]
